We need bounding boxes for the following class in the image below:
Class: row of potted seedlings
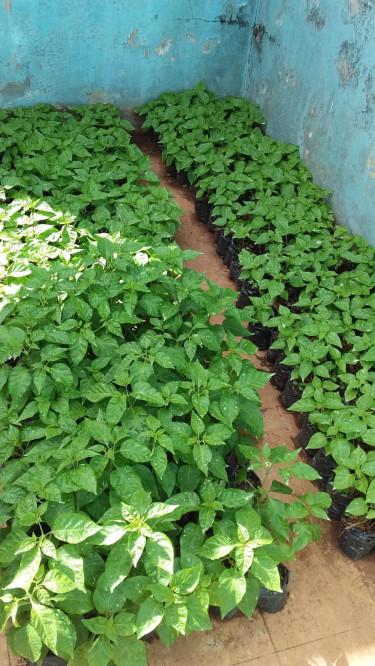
[0,102,328,665]
[138,82,375,561]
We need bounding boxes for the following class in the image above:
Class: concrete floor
[1,135,374,666]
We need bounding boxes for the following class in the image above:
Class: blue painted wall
[243,0,375,243]
[0,0,254,115]
[2,0,375,241]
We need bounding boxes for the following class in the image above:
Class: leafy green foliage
[0,98,327,663]
[140,82,375,526]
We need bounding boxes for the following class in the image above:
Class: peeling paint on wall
[306,4,326,30]
[349,0,364,17]
[156,38,173,56]
[202,39,220,54]
[87,89,108,104]
[278,65,298,87]
[362,73,375,127]
[0,0,255,120]
[0,76,29,97]
[126,29,140,47]
[337,41,359,86]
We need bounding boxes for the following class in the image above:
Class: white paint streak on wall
[186,33,197,44]
[365,146,375,178]
[156,38,173,56]
[4,0,11,13]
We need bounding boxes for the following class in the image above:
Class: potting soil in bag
[281,379,302,409]
[247,323,275,351]
[194,196,212,225]
[338,517,375,560]
[270,357,292,390]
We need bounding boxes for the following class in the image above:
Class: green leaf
[70,334,88,366]
[85,420,112,445]
[13,623,42,662]
[31,602,76,661]
[110,466,151,512]
[346,497,368,516]
[0,325,25,363]
[8,366,31,400]
[185,594,211,633]
[191,411,205,436]
[217,570,246,617]
[219,393,239,427]
[306,431,327,450]
[52,512,101,544]
[164,603,188,634]
[292,522,320,552]
[237,576,260,620]
[326,331,342,348]
[170,565,201,595]
[5,546,41,591]
[56,544,85,592]
[132,382,166,406]
[362,346,375,362]
[151,446,168,480]
[82,616,107,635]
[54,589,94,616]
[199,506,216,532]
[334,467,355,490]
[49,363,74,387]
[112,636,147,666]
[145,532,174,585]
[193,443,212,475]
[42,568,76,594]
[177,464,201,492]
[204,423,233,446]
[219,488,253,508]
[93,543,132,615]
[127,532,146,567]
[88,636,113,666]
[106,394,127,425]
[136,596,163,638]
[199,533,236,560]
[288,397,316,412]
[251,554,281,591]
[70,465,97,495]
[290,462,321,481]
[33,368,47,395]
[367,479,375,504]
[120,439,151,463]
[82,382,116,403]
[192,393,210,418]
[112,611,136,637]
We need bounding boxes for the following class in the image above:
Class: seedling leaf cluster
[139,82,375,533]
[0,101,326,664]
